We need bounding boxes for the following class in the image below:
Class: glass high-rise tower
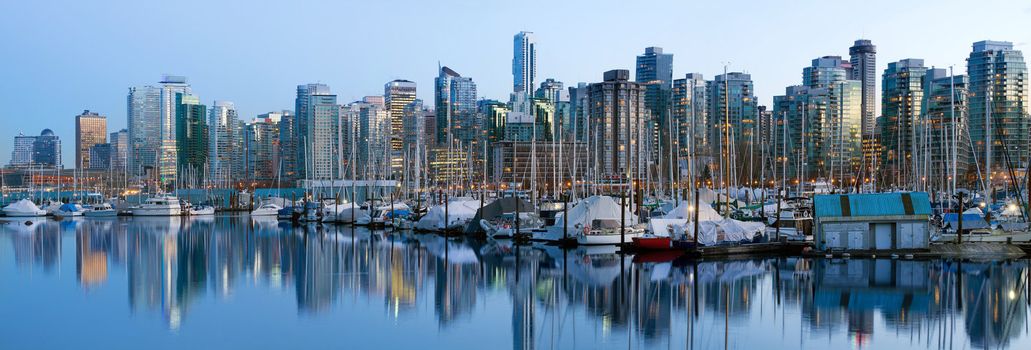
[513,31,536,95]
[967,40,1028,182]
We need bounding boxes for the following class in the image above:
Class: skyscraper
[356,98,392,179]
[587,69,649,179]
[435,66,478,145]
[922,70,970,188]
[513,31,536,95]
[9,133,36,167]
[127,85,161,177]
[880,59,929,186]
[636,47,674,175]
[159,75,191,185]
[294,83,332,180]
[672,73,708,166]
[75,110,107,169]
[385,79,417,177]
[33,129,61,168]
[109,129,128,171]
[305,90,341,180]
[849,40,877,137]
[707,72,758,185]
[244,112,282,185]
[209,100,242,184]
[774,57,863,186]
[175,93,207,186]
[967,40,1029,183]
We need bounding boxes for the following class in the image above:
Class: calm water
[2,216,1029,350]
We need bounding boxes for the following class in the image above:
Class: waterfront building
[244,112,282,185]
[88,143,111,170]
[567,82,589,142]
[75,110,107,169]
[513,31,536,95]
[813,192,930,252]
[294,83,340,181]
[880,59,929,187]
[127,85,161,178]
[672,73,708,173]
[385,79,417,176]
[967,40,1029,184]
[159,75,191,186]
[636,47,674,176]
[209,100,242,185]
[490,140,588,192]
[586,69,650,181]
[707,72,758,185]
[922,71,970,188]
[175,93,207,186]
[357,98,392,180]
[9,133,36,167]
[109,129,128,171]
[773,57,863,186]
[33,129,61,168]
[434,66,477,145]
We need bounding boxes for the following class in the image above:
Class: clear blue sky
[1,0,1029,166]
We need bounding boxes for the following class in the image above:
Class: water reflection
[1,216,1029,349]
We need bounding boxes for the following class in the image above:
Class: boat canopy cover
[464,197,533,233]
[941,213,990,230]
[416,198,480,230]
[58,203,81,212]
[4,199,43,213]
[670,218,765,246]
[551,195,637,231]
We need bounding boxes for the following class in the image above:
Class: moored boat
[131,195,183,216]
[2,199,48,217]
[84,203,118,217]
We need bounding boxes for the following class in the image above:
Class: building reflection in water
[3,216,1029,349]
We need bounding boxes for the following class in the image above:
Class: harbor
[1,216,1029,349]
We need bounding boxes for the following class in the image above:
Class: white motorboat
[131,195,183,216]
[481,212,544,239]
[54,203,86,217]
[576,218,645,245]
[84,203,118,217]
[322,203,366,224]
[188,205,215,216]
[2,199,48,217]
[251,203,283,216]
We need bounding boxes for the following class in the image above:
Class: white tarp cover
[4,199,43,214]
[416,198,480,230]
[666,218,765,246]
[551,196,637,231]
[663,202,723,221]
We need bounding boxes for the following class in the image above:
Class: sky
[1,0,1029,167]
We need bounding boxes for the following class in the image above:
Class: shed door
[873,223,893,250]
[848,231,865,249]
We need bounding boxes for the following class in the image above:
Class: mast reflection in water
[1,216,1030,349]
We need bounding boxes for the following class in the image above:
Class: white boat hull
[3,209,48,217]
[251,208,279,216]
[132,208,183,216]
[84,210,118,217]
[577,231,643,245]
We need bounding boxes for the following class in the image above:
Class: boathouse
[813,192,932,251]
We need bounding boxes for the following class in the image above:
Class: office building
[33,129,61,168]
[109,129,128,170]
[294,83,334,180]
[88,143,111,170]
[244,112,282,185]
[435,66,478,145]
[127,85,161,177]
[159,75,191,185]
[175,93,207,186]
[75,110,107,169]
[923,70,970,188]
[9,133,36,167]
[535,78,565,103]
[849,39,877,137]
[707,72,758,185]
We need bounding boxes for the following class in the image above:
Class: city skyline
[2,0,1030,166]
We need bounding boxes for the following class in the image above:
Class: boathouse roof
[814,192,931,219]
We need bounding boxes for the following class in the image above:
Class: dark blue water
[2,216,1029,350]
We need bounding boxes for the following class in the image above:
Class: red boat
[632,235,672,250]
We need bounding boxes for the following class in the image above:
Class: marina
[1,215,1029,349]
